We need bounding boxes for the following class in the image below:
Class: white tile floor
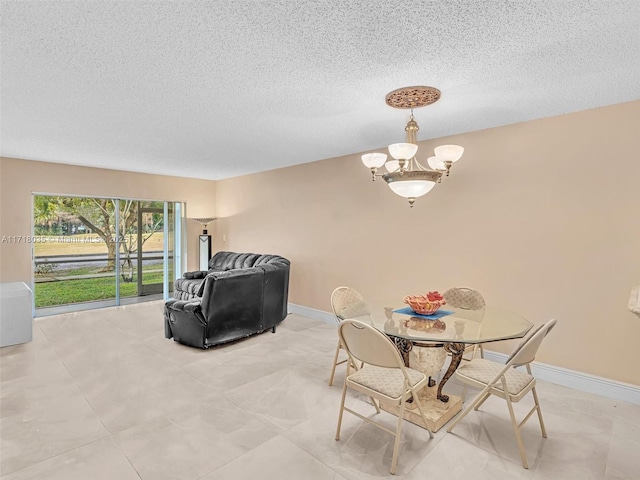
[1,301,638,479]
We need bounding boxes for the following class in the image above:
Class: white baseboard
[288,303,640,406]
[288,303,335,324]
[482,350,640,406]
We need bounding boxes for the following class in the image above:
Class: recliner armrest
[183,270,208,280]
[165,298,202,313]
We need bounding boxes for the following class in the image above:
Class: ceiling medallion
[385,86,441,109]
[361,86,464,207]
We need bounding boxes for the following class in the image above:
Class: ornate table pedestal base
[409,344,447,382]
[380,385,462,432]
[380,341,463,431]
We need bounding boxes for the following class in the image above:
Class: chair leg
[506,394,529,469]
[474,391,491,411]
[370,396,381,414]
[328,341,341,386]
[411,389,434,439]
[390,398,406,475]
[526,365,547,439]
[531,386,547,438]
[335,379,349,441]
[447,385,491,433]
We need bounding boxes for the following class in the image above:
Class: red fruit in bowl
[426,291,443,302]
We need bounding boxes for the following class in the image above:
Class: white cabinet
[0,282,33,347]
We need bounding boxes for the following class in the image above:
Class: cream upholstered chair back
[443,287,486,372]
[338,319,404,369]
[507,319,557,367]
[443,287,485,310]
[330,286,371,323]
[328,287,372,386]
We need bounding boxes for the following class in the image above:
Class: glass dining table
[368,305,533,403]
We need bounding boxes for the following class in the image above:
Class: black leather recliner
[164,251,290,349]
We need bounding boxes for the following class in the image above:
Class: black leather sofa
[164,251,290,349]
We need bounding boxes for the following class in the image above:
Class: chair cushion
[348,365,425,399]
[456,358,534,396]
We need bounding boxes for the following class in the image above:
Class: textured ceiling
[2,1,640,180]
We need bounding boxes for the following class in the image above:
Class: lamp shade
[426,155,446,171]
[388,143,418,160]
[361,152,387,168]
[434,144,464,163]
[387,179,436,198]
[193,217,216,226]
[384,159,402,172]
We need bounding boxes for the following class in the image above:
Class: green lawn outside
[35,261,165,279]
[35,271,165,307]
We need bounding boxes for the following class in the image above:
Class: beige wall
[2,101,638,385]
[0,158,217,282]
[214,100,640,385]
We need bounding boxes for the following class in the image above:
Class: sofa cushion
[208,251,239,271]
[233,253,260,269]
[254,254,278,265]
[174,277,204,300]
[207,251,289,271]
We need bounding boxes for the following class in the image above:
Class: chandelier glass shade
[361,86,464,207]
[386,173,437,198]
[388,143,419,162]
[361,152,387,169]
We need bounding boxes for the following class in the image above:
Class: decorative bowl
[404,318,447,333]
[403,293,446,315]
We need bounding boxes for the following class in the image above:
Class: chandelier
[361,86,464,207]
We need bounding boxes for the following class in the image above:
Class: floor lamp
[193,218,216,271]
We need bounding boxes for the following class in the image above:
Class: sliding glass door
[33,194,185,315]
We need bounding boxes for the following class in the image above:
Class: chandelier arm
[413,157,429,171]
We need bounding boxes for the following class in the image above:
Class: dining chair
[443,287,486,359]
[446,319,557,469]
[328,286,372,386]
[335,319,434,475]
[442,287,486,399]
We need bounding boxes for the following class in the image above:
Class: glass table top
[367,305,533,345]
